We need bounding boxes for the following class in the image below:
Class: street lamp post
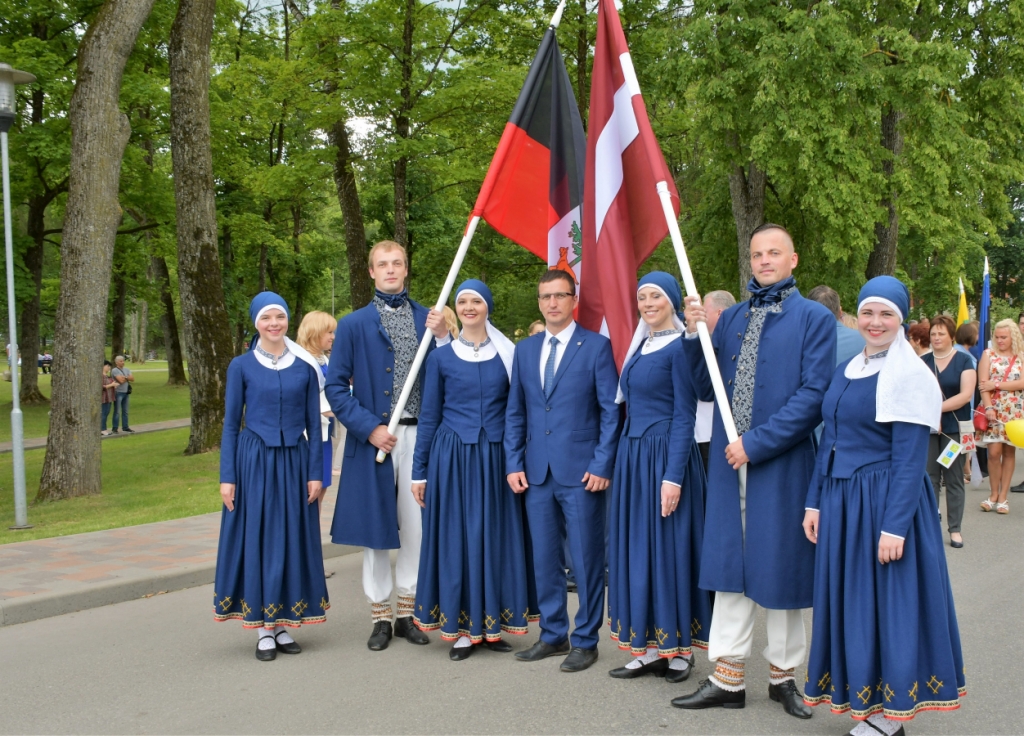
[0,62,36,530]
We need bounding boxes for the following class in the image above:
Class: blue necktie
[544,335,559,399]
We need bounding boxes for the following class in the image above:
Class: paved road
[2,480,1022,735]
[0,418,191,453]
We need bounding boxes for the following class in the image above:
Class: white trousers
[707,468,806,670]
[362,423,421,605]
[708,591,806,670]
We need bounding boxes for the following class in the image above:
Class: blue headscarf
[455,279,494,318]
[857,275,909,322]
[249,291,290,326]
[638,271,684,320]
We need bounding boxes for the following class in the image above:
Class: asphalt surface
[0,482,1021,735]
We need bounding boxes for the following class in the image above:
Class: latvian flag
[577,0,681,368]
[471,26,586,286]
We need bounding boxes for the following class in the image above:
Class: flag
[971,257,990,361]
[577,0,680,368]
[957,277,969,326]
[472,27,586,286]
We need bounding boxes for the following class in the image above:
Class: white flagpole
[376,0,569,464]
[655,181,746,489]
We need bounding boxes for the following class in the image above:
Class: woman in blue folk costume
[411,280,537,661]
[607,271,711,683]
[213,292,329,661]
[803,276,965,734]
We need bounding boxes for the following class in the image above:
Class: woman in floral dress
[977,319,1024,515]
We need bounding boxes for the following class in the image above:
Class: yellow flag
[958,278,969,326]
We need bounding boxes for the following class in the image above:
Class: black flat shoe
[609,657,669,679]
[449,644,475,661]
[515,640,571,662]
[484,638,513,653]
[950,536,964,548]
[671,678,745,709]
[560,646,599,672]
[367,621,393,651]
[255,641,277,661]
[275,632,301,654]
[394,616,429,645]
[768,680,813,719]
[665,654,695,683]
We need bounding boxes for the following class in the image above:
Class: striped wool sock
[396,594,415,619]
[709,657,745,692]
[769,663,795,685]
[371,601,393,623]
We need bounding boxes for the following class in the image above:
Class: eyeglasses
[537,292,574,302]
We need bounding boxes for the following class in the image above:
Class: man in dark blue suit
[325,241,450,652]
[505,269,620,673]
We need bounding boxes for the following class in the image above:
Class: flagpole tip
[549,0,567,28]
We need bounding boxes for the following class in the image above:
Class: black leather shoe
[665,654,695,683]
[671,678,745,709]
[609,657,669,679]
[255,641,277,661]
[484,638,513,653]
[394,616,429,645]
[514,640,571,662]
[274,633,301,654]
[768,680,813,719]
[1011,482,1024,493]
[367,621,393,651]
[560,646,599,672]
[950,536,964,548]
[449,643,475,661]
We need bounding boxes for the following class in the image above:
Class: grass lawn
[0,428,221,545]
[0,362,191,443]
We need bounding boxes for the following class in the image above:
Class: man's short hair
[367,240,408,269]
[115,355,126,362]
[705,290,736,311]
[538,268,576,296]
[806,285,842,320]
[749,222,793,246]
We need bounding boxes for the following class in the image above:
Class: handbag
[126,382,133,395]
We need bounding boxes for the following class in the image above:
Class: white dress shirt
[539,321,577,389]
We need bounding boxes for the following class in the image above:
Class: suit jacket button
[546,407,551,411]
[546,430,551,435]
[386,367,392,373]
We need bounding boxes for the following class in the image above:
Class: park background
[0,0,1022,535]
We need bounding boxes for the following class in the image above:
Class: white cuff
[684,330,698,339]
[435,335,452,347]
[880,531,905,541]
[805,507,819,512]
[411,479,426,484]
[661,480,681,488]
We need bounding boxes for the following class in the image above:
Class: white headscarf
[458,288,515,380]
[253,300,326,391]
[857,296,940,431]
[616,282,686,404]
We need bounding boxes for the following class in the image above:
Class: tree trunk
[136,298,148,363]
[392,0,415,247]
[728,161,766,300]
[170,0,234,455]
[111,273,127,357]
[328,118,372,309]
[129,309,138,360]
[291,203,304,329]
[36,0,157,502]
[866,105,904,278]
[151,255,188,384]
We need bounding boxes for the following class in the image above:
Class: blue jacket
[219,352,323,484]
[836,323,866,367]
[685,291,835,609]
[324,300,434,550]
[412,346,509,480]
[619,340,697,487]
[504,325,621,487]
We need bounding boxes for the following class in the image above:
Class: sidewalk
[0,481,356,627]
[0,417,192,453]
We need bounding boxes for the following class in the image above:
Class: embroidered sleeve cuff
[880,531,905,541]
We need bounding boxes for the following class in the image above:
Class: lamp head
[0,63,37,133]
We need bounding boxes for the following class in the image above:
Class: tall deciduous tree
[36,0,156,501]
[170,0,234,454]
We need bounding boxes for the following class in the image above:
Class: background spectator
[297,310,338,493]
[957,321,987,481]
[922,315,976,547]
[101,360,117,436]
[110,355,135,434]
[977,319,1024,514]
[908,320,932,356]
[528,319,545,336]
[696,290,735,472]
[807,284,866,366]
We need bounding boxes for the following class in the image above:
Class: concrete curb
[0,541,360,627]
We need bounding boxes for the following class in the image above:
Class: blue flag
[971,257,990,361]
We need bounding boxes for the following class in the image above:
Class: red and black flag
[471,26,586,286]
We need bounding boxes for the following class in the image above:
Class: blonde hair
[992,318,1024,359]
[297,311,338,357]
[367,240,408,269]
[442,306,459,340]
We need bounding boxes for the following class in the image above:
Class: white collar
[545,321,577,345]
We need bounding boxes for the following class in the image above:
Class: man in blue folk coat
[505,269,621,674]
[671,224,835,718]
[325,240,450,651]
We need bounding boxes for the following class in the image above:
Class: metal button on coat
[384,390,390,396]
[546,430,551,435]
[728,379,733,385]
[386,367,391,372]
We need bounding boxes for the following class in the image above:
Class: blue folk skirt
[607,425,711,657]
[804,461,965,720]
[413,425,537,642]
[213,429,329,628]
